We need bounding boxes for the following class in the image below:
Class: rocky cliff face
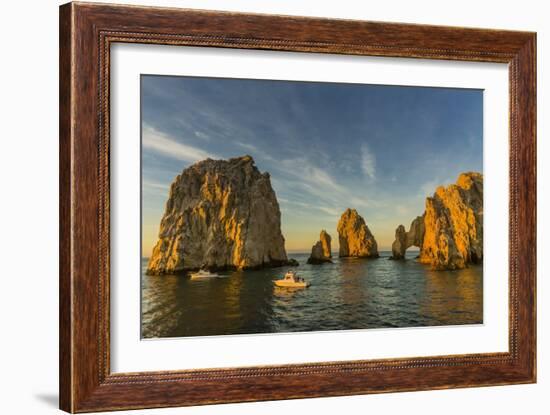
[307,230,333,264]
[337,209,379,258]
[147,155,293,274]
[419,172,483,270]
[391,172,483,270]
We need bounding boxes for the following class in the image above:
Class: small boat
[274,271,310,288]
[190,269,219,280]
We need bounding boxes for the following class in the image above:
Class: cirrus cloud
[142,125,218,162]
[360,144,376,179]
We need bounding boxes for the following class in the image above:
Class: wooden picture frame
[59,2,536,412]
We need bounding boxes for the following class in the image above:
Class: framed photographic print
[59,2,536,412]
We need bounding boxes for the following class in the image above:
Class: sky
[141,75,483,255]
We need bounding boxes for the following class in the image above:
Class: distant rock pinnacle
[337,208,379,258]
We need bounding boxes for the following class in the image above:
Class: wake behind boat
[274,271,310,288]
[190,269,220,280]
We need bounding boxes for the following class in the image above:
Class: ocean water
[141,251,483,338]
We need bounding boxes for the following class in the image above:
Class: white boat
[274,271,310,288]
[190,269,219,280]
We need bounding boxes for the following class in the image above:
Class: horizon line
[141,248,421,259]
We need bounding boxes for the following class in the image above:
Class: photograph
[140,75,484,339]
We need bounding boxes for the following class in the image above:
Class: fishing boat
[274,270,310,288]
[190,269,219,280]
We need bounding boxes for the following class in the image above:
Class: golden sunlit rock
[307,230,333,264]
[391,172,483,270]
[146,155,293,274]
[337,208,379,258]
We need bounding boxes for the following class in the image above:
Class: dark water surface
[141,251,483,338]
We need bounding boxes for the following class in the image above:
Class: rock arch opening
[390,216,425,260]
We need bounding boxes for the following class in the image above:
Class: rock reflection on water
[421,266,483,326]
[141,252,483,338]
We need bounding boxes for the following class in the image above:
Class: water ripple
[141,252,483,338]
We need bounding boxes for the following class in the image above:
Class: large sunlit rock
[419,172,483,270]
[147,155,293,274]
[391,172,483,270]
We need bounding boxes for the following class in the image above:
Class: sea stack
[307,230,333,264]
[337,208,379,258]
[390,172,483,270]
[147,155,294,274]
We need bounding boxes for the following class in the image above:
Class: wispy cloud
[349,196,371,209]
[279,198,313,208]
[318,206,341,216]
[360,144,376,179]
[305,166,340,191]
[143,125,217,162]
[143,180,169,191]
[194,130,210,141]
[142,180,171,197]
[233,141,258,153]
[274,157,375,219]
[280,158,341,192]
[279,196,342,218]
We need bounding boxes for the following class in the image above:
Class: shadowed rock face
[391,172,483,270]
[146,155,291,274]
[337,209,379,258]
[307,230,333,264]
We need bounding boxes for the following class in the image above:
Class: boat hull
[274,280,310,288]
[190,272,219,280]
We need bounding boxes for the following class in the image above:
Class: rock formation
[390,172,483,270]
[307,230,333,264]
[390,216,425,260]
[419,172,483,270]
[147,155,296,275]
[337,208,379,258]
[391,225,407,260]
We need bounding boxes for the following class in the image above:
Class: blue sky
[141,75,482,255]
